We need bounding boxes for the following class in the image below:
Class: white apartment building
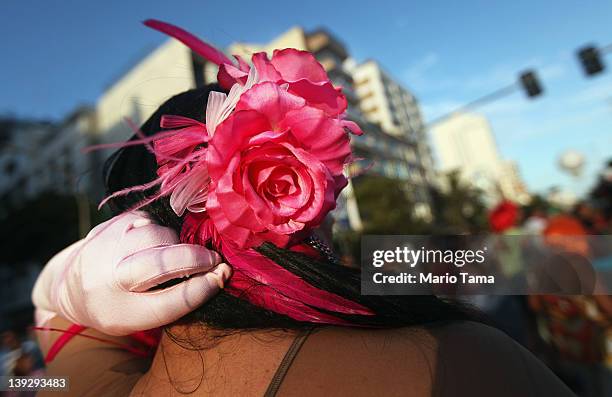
[97,39,195,145]
[352,61,419,136]
[500,160,530,204]
[351,60,435,218]
[431,112,529,205]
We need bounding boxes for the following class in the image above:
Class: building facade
[431,112,530,205]
[0,107,98,205]
[351,60,435,219]
[500,160,530,204]
[0,118,54,202]
[97,39,195,145]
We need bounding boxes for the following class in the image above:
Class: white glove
[32,211,231,335]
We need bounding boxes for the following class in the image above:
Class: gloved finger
[100,263,229,335]
[139,263,231,324]
[120,223,180,253]
[115,244,223,292]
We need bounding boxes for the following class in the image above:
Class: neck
[137,324,299,395]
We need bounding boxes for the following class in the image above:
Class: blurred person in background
[467,201,531,346]
[571,200,612,272]
[4,352,46,397]
[489,200,524,280]
[528,215,612,397]
[0,328,44,378]
[1,330,22,376]
[522,199,550,238]
[573,202,607,236]
[590,160,612,233]
[28,20,576,396]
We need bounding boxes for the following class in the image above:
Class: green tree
[430,170,488,233]
[353,175,429,234]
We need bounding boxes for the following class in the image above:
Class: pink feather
[143,19,233,66]
[221,243,374,317]
[160,115,206,130]
[227,270,352,325]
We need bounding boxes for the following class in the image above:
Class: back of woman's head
[103,83,472,331]
[104,85,216,231]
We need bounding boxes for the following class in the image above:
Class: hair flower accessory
[139,19,363,250]
[99,19,372,324]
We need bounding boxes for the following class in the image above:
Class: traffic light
[577,46,605,76]
[519,70,543,98]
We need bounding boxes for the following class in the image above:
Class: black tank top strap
[263,327,314,397]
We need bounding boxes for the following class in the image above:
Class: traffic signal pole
[425,40,612,127]
[426,83,518,126]
[426,69,543,127]
[577,42,612,77]
[601,43,612,54]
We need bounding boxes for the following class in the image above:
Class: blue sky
[2,0,611,197]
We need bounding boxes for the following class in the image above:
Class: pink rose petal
[270,48,329,83]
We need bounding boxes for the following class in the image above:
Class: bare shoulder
[426,321,575,397]
[290,322,575,397]
[283,325,439,396]
[311,323,441,367]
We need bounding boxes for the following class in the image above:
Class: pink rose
[139,44,363,249]
[203,82,352,249]
[220,49,350,117]
[140,19,374,323]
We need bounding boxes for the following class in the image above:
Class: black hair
[103,84,474,331]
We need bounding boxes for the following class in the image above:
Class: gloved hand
[32,211,231,336]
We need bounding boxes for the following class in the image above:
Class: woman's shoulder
[307,320,510,359]
[312,320,504,353]
[291,322,575,397]
[305,321,501,372]
[428,321,575,396]
[280,324,438,396]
